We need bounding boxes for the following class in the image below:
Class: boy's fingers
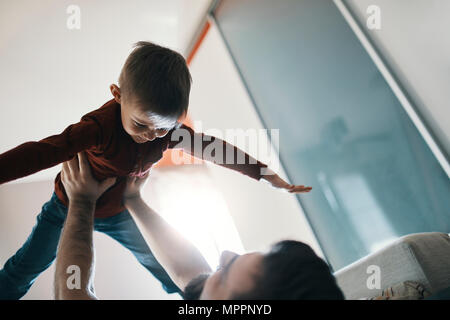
[289,186,312,193]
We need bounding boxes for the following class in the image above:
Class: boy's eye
[134,121,147,128]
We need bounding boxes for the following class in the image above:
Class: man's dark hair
[183,273,209,300]
[119,41,192,119]
[233,240,345,300]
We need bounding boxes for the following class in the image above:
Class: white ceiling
[0,0,211,183]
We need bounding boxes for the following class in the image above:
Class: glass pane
[214,0,450,270]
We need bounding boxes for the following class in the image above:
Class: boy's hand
[61,152,116,204]
[261,168,312,193]
[123,171,150,204]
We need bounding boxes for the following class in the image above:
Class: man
[54,152,344,300]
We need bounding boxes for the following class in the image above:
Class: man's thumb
[101,177,117,191]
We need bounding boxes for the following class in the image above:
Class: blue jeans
[0,193,180,299]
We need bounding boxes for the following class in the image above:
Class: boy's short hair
[119,41,192,118]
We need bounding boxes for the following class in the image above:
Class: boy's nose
[156,129,169,138]
[143,131,156,141]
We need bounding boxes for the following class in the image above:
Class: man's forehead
[223,252,263,282]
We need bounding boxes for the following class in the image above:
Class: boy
[0,41,311,299]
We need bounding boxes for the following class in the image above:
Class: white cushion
[333,232,450,300]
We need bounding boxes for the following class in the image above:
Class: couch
[333,232,450,299]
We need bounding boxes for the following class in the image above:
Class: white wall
[344,0,450,157]
[188,20,323,256]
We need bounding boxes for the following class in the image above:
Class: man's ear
[110,84,121,104]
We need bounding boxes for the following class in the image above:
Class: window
[214,0,450,270]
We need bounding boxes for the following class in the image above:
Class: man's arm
[124,175,212,292]
[54,152,115,300]
[54,199,97,300]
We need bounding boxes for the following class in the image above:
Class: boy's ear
[110,84,121,104]
[177,110,187,123]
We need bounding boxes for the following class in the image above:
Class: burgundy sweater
[0,99,267,218]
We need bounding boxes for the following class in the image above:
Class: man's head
[184,240,345,300]
[110,41,191,143]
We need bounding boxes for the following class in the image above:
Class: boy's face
[110,84,184,144]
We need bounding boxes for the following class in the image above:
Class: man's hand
[61,152,116,204]
[261,168,312,193]
[123,171,150,205]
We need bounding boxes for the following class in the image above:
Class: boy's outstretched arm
[0,117,101,185]
[168,124,311,193]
